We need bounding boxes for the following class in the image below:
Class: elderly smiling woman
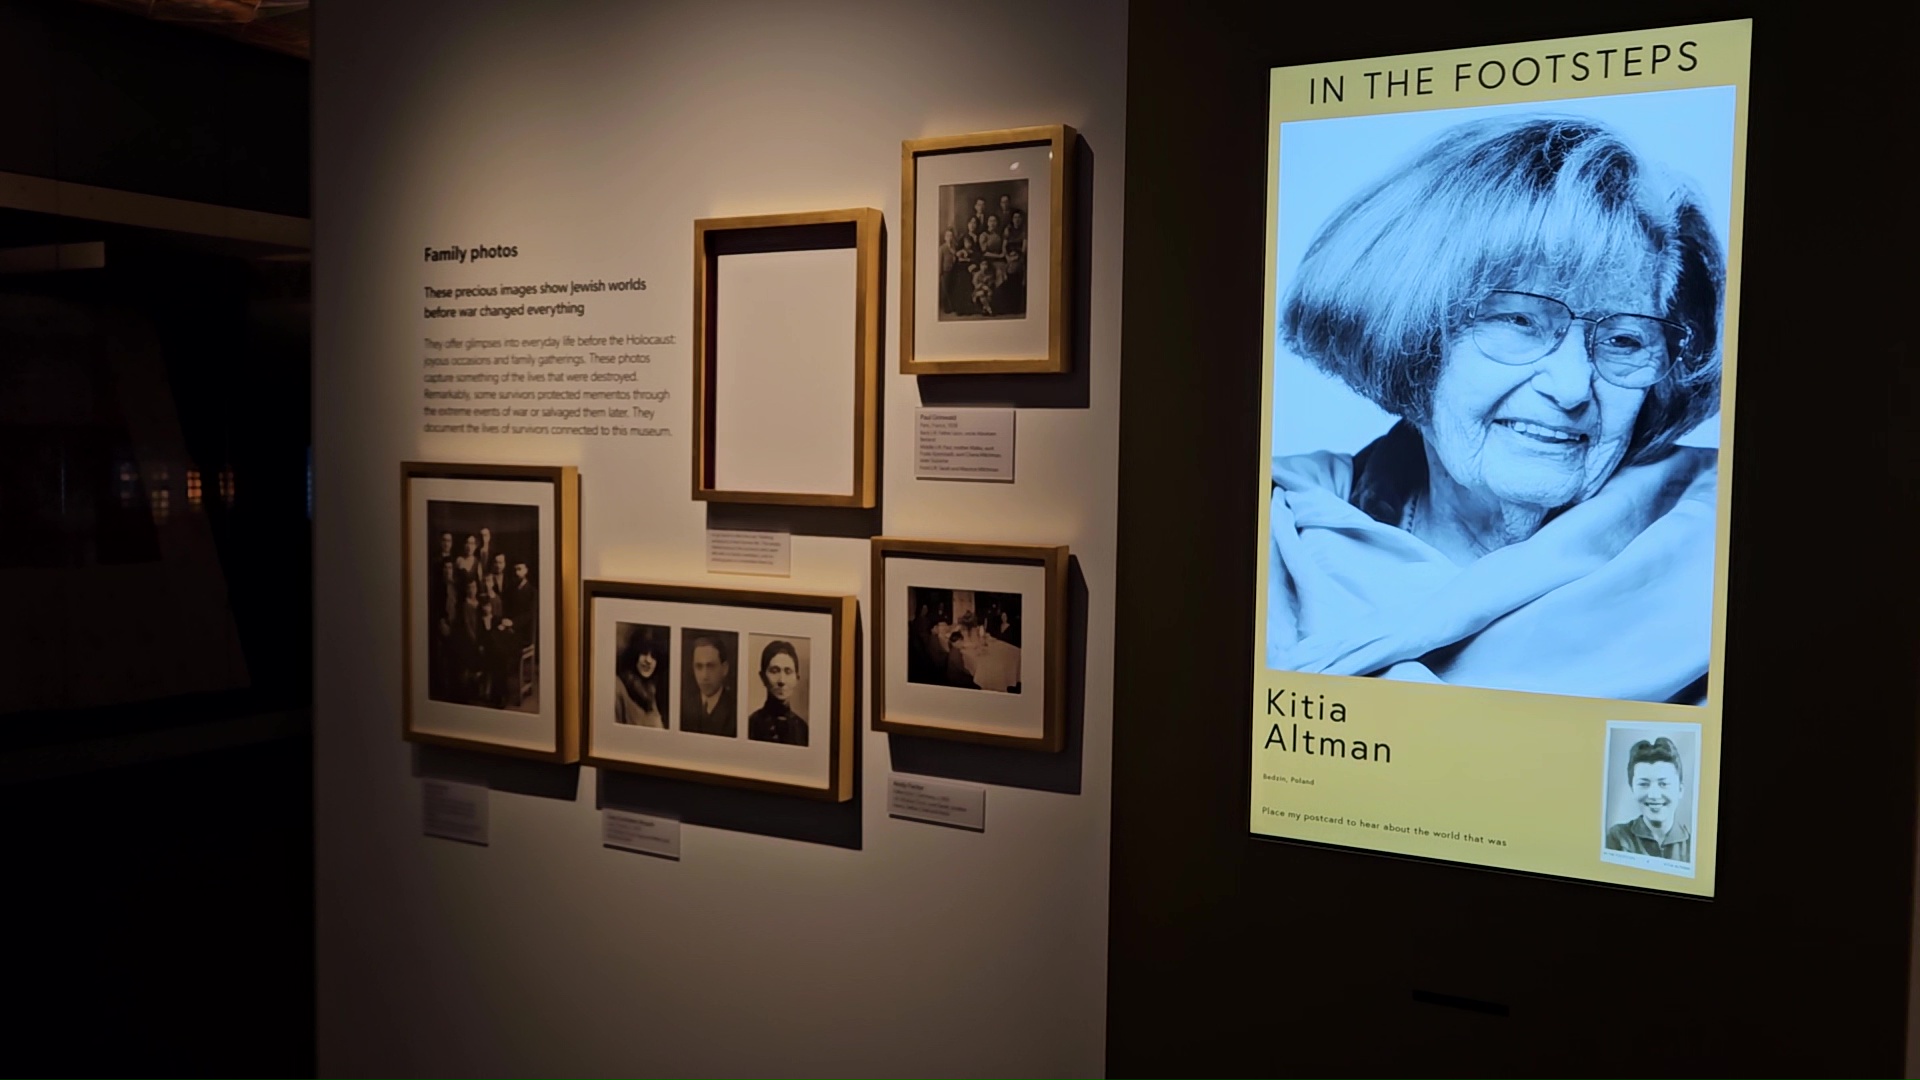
[1267,115,1725,703]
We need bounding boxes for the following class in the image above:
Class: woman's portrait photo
[1264,87,1735,704]
[745,634,810,747]
[612,622,669,729]
[1600,722,1700,875]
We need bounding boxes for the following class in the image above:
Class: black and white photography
[745,634,810,746]
[905,586,1022,694]
[936,178,1029,321]
[1600,723,1701,875]
[424,499,541,712]
[1263,88,1735,705]
[678,628,738,738]
[612,622,670,729]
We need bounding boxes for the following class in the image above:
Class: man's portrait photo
[679,628,739,738]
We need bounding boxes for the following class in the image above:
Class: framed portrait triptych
[583,581,857,801]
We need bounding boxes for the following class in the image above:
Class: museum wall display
[314,0,1125,1075]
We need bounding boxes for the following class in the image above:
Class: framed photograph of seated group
[692,208,882,508]
[871,537,1069,750]
[401,461,581,762]
[582,580,857,801]
[901,125,1076,374]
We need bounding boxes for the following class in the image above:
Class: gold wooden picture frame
[402,461,581,763]
[872,537,1069,751]
[900,125,1075,375]
[582,580,858,801]
[692,209,882,508]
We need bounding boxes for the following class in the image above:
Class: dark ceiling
[76,0,309,58]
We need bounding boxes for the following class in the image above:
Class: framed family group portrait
[692,208,882,508]
[871,537,1070,751]
[582,580,857,801]
[401,461,581,762]
[901,125,1076,374]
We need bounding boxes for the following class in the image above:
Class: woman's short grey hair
[1280,115,1725,465]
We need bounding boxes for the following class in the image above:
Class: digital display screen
[1250,22,1749,895]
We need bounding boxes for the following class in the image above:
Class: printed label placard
[603,808,682,860]
[706,528,792,577]
[914,408,1016,483]
[888,774,987,831]
[422,779,490,845]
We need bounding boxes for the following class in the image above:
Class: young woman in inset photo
[1605,737,1691,862]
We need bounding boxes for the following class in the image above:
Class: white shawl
[1267,440,1719,703]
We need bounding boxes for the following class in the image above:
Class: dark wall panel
[0,0,308,217]
[1110,3,1916,1075]
[0,1,57,178]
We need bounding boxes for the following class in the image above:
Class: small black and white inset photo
[936,178,1029,322]
[1599,722,1701,877]
[678,628,738,739]
[905,586,1022,694]
[612,622,670,729]
[424,499,540,713]
[745,634,810,747]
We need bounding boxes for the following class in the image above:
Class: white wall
[313,1,1125,1075]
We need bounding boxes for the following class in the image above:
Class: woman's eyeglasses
[1467,290,1690,389]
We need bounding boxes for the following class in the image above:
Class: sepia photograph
[679,627,739,738]
[905,586,1022,694]
[1262,88,1736,705]
[403,463,578,762]
[745,633,811,746]
[1599,721,1701,876]
[903,126,1073,373]
[612,622,670,729]
[582,581,855,799]
[873,539,1067,750]
[937,178,1028,322]
[424,499,541,713]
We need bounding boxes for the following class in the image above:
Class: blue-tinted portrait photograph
[1265,87,1736,704]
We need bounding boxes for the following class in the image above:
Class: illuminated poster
[1251,21,1748,895]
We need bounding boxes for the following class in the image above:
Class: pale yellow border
[1250,20,1751,897]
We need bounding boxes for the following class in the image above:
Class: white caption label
[603,808,682,860]
[887,774,987,831]
[422,779,489,845]
[706,528,792,576]
[914,408,1015,482]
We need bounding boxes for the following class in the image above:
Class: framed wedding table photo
[871,537,1069,750]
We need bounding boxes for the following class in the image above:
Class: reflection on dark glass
[0,232,311,732]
